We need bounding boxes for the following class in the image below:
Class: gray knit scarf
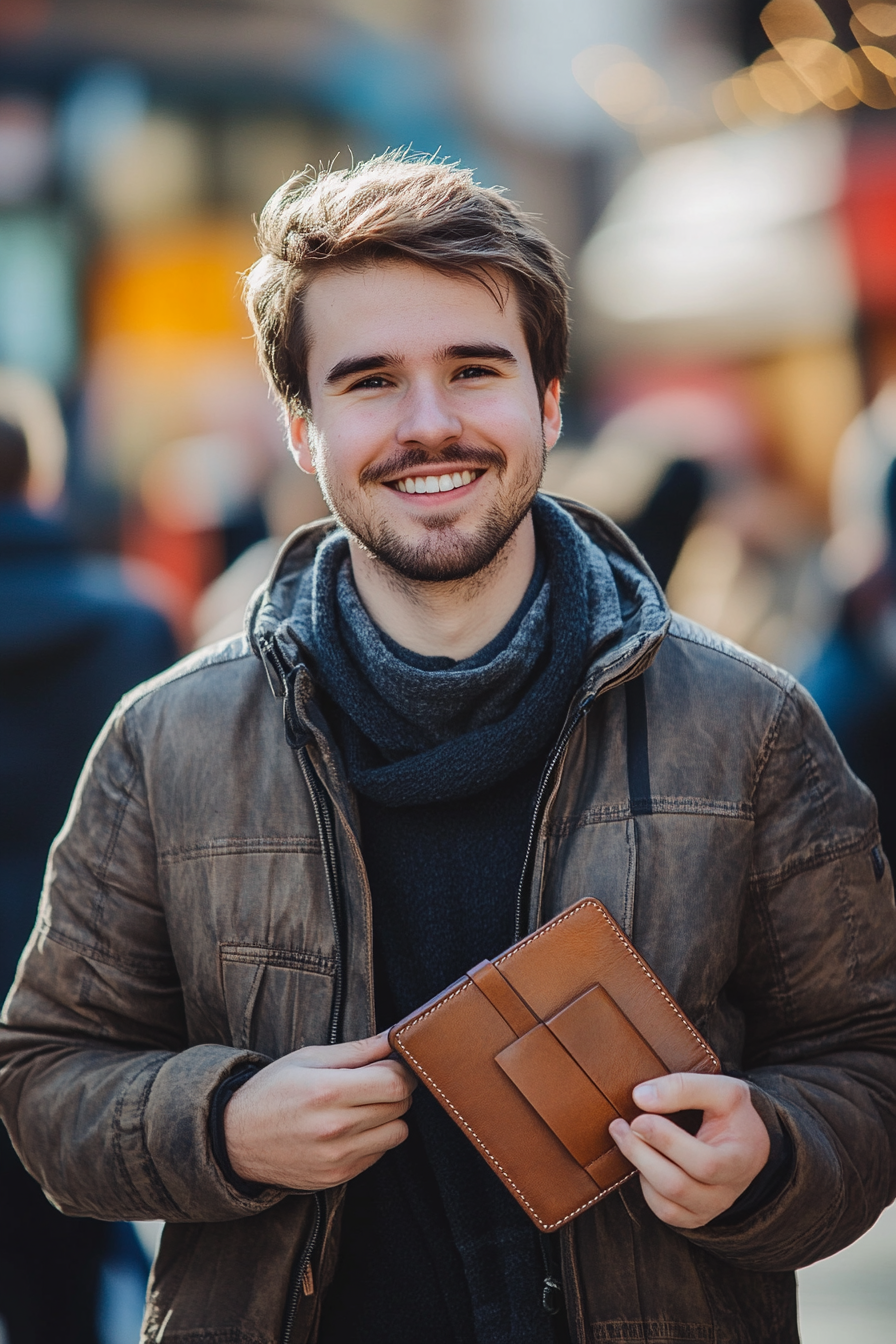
[298,494,622,806]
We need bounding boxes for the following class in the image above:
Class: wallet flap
[495,1022,619,1170]
[493,902,720,1078]
[546,983,668,1121]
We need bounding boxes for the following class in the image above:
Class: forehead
[302,260,525,371]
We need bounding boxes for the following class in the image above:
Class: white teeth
[395,470,480,494]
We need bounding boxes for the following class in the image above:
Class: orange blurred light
[751,52,820,112]
[776,38,860,108]
[859,43,896,75]
[850,3,896,39]
[87,219,254,343]
[848,45,896,106]
[712,71,782,127]
[572,45,668,126]
[761,0,835,47]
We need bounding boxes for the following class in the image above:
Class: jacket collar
[247,494,671,703]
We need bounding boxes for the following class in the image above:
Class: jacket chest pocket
[219,943,337,1057]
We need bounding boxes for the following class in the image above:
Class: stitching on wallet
[392,897,712,1230]
[494,900,716,1065]
[394,1015,631,1230]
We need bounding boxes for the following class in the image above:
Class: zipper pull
[302,1261,314,1296]
[542,1274,562,1315]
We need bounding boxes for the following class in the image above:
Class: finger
[632,1072,745,1118]
[318,1096,415,1141]
[295,1059,417,1108]
[638,1177,712,1230]
[328,1119,411,1180]
[623,1112,731,1186]
[342,1061,417,1104]
[296,1035,394,1070]
[609,1119,717,1212]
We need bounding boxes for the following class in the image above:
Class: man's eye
[456,365,495,380]
[351,375,391,390]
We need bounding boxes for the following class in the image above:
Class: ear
[542,379,562,451]
[288,417,316,474]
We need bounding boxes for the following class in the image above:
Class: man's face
[291,260,561,582]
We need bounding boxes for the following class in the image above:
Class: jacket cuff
[139,1044,285,1221]
[209,1064,267,1198]
[707,1117,793,1227]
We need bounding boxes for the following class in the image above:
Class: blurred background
[1,1,896,1341]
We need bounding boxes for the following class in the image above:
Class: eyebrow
[324,343,518,385]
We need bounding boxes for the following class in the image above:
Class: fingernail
[633,1082,657,1105]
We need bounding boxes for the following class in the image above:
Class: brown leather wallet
[388,897,721,1231]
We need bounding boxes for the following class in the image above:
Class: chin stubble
[320,440,547,584]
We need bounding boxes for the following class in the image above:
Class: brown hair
[244,150,569,419]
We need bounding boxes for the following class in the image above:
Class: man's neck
[347,513,537,661]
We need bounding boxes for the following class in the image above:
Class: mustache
[360,444,506,487]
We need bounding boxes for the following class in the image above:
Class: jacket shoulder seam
[119,640,256,716]
[666,623,792,691]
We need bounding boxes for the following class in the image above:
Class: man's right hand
[223,1034,416,1189]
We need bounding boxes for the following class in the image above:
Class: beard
[317,440,546,583]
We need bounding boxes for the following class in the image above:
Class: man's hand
[608,1073,770,1229]
[223,1034,416,1189]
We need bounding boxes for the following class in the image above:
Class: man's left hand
[608,1073,771,1229]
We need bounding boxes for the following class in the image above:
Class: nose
[395,380,462,451]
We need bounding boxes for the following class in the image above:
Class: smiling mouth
[391,469,485,495]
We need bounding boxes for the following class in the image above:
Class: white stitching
[493,901,717,1065]
[391,899,718,1228]
[393,1029,635,1230]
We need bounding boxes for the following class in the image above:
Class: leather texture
[389,897,720,1231]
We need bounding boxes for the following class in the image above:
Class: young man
[1,154,895,1344]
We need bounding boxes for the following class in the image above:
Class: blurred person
[0,416,177,1344]
[802,457,896,863]
[192,461,327,647]
[0,154,893,1344]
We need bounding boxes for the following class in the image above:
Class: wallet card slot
[467,960,539,1037]
[547,983,668,1121]
[495,1022,620,1170]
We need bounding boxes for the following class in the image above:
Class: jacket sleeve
[683,679,896,1270]
[0,698,285,1223]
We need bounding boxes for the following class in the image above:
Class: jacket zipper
[279,655,345,1047]
[514,694,595,941]
[280,1191,323,1344]
[295,745,344,1045]
[277,660,344,1344]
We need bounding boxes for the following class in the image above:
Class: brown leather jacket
[1,499,895,1344]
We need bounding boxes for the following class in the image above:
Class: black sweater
[316,752,570,1344]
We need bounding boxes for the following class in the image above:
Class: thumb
[296,1033,394,1070]
[632,1071,743,1117]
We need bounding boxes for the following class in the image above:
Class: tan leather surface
[496,1022,619,1168]
[389,898,720,1231]
[468,960,538,1036]
[547,983,668,1122]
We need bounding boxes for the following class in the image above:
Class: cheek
[314,414,387,478]
[471,388,543,437]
